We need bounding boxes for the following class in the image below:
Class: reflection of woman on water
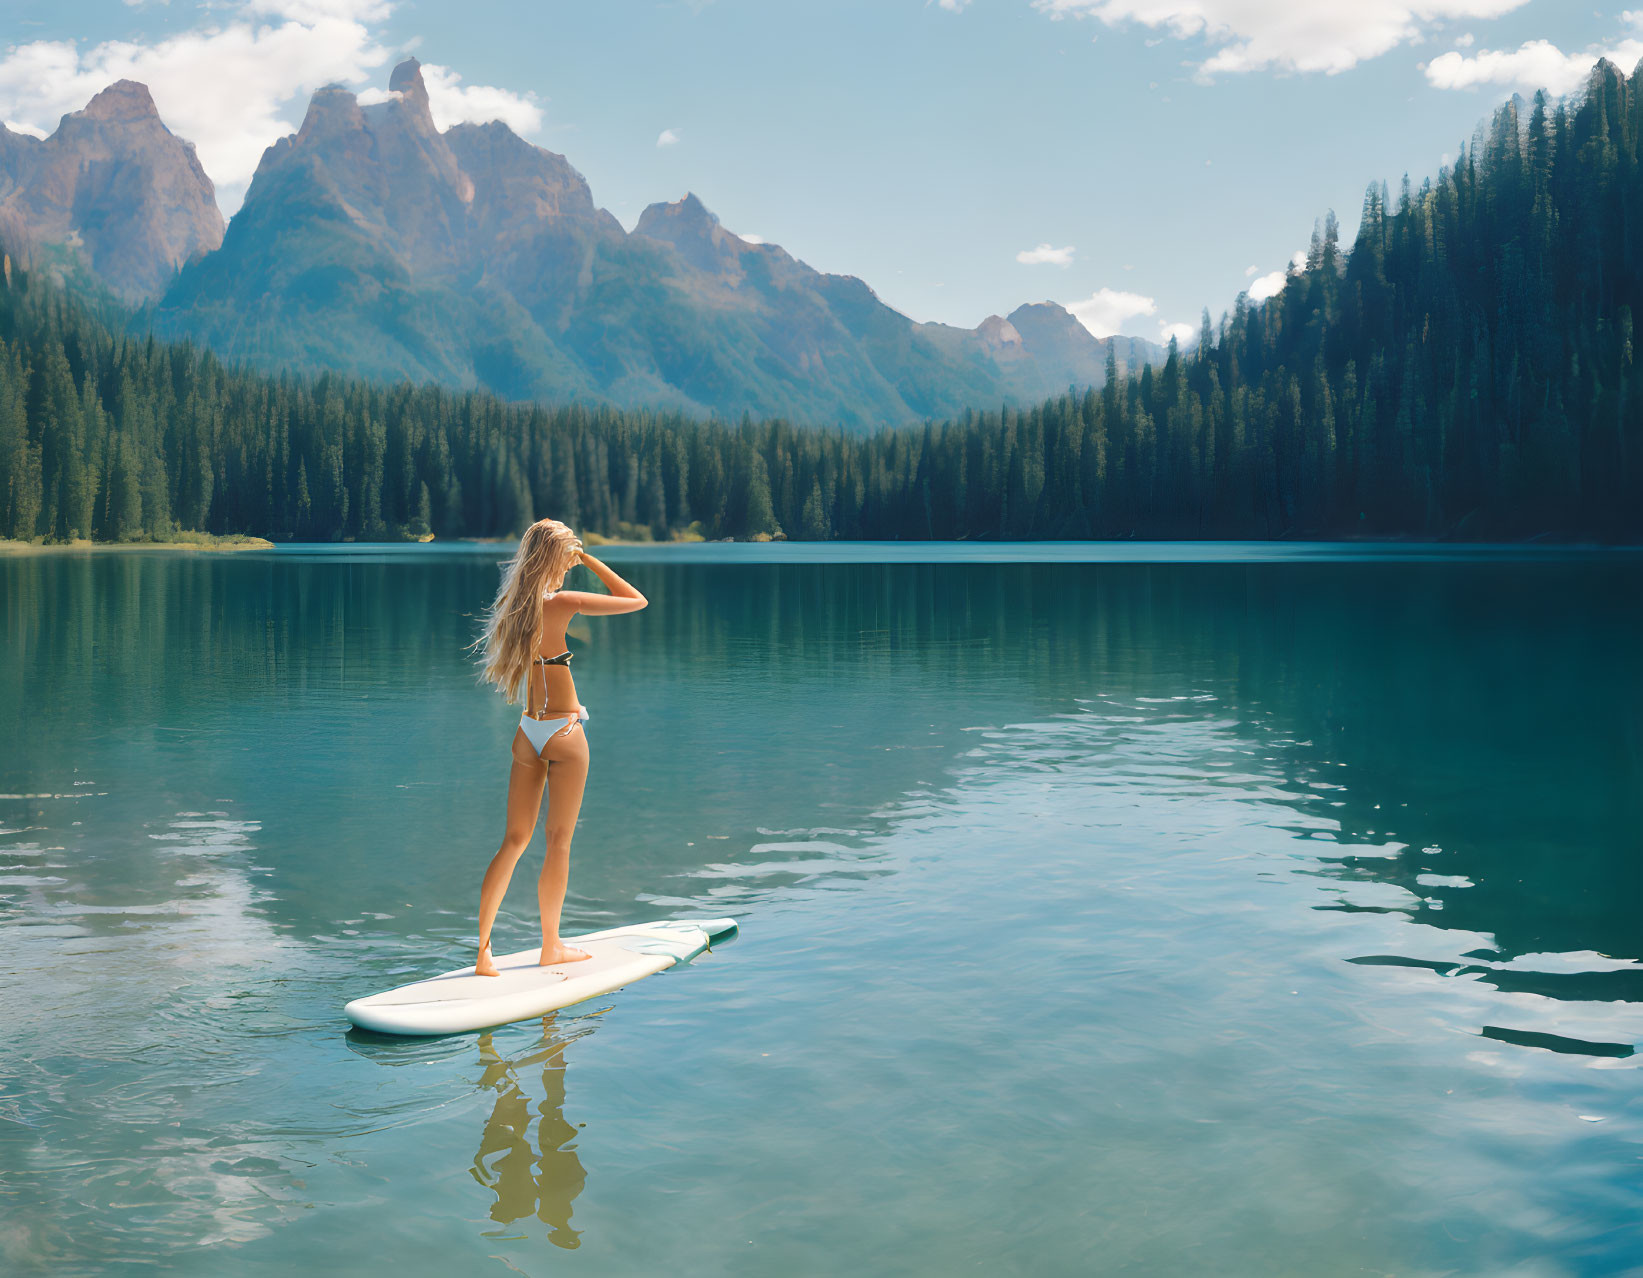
[472,1023,587,1248]
[472,519,648,975]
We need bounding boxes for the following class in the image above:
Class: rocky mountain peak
[261,68,471,275]
[382,58,442,138]
[635,192,718,235]
[1008,300,1082,330]
[676,191,714,220]
[1003,300,1163,384]
[389,58,430,108]
[75,80,161,126]
[445,119,610,234]
[1009,301,1106,351]
[976,314,1024,352]
[296,84,367,142]
[0,78,221,300]
[633,192,749,278]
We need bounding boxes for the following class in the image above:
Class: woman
[472,518,648,976]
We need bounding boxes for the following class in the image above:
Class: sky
[1,0,1636,345]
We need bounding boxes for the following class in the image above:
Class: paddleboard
[344,917,738,1036]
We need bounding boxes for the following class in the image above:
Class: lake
[1,541,1639,1275]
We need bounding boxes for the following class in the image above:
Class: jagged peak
[297,83,365,137]
[446,117,566,162]
[976,314,1023,347]
[309,83,361,108]
[1008,300,1077,321]
[75,80,161,126]
[633,192,755,278]
[677,191,713,218]
[389,58,430,111]
[0,120,45,146]
[636,191,721,232]
[364,58,443,137]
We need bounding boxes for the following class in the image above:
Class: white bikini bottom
[519,705,589,754]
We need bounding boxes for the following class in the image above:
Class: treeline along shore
[2,62,1642,546]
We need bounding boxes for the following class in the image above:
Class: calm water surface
[1,542,1639,1276]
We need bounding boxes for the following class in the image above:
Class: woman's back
[527,589,579,718]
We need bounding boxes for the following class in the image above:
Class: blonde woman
[472,519,648,976]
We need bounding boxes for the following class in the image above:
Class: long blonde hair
[473,518,583,704]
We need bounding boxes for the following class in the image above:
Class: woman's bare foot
[476,940,500,977]
[539,941,591,966]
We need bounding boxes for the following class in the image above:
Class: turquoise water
[1,542,1639,1276]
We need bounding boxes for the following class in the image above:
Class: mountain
[1005,302,1161,385]
[4,59,1638,544]
[0,81,223,301]
[140,59,1150,428]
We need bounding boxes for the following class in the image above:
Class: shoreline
[0,536,276,555]
[3,533,1636,555]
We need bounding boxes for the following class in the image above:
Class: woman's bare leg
[475,731,550,976]
[538,721,591,965]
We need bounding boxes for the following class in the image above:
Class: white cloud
[0,1,544,214]
[0,20,383,212]
[1247,249,1306,301]
[933,0,972,10]
[1016,242,1076,266]
[1243,263,1259,277]
[1159,320,1196,345]
[419,63,542,133]
[1030,0,1530,77]
[1424,14,1643,95]
[1247,270,1287,301]
[247,0,393,19]
[738,232,766,244]
[657,127,680,147]
[1065,286,1156,338]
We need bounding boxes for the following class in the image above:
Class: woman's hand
[563,548,647,612]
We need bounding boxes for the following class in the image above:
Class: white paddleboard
[344,917,738,1036]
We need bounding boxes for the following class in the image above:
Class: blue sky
[2,1,1636,343]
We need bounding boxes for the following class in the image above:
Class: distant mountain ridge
[0,60,1163,428]
[0,80,223,300]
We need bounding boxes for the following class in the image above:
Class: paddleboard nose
[682,917,739,943]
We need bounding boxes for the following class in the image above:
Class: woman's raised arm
[554,550,648,615]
